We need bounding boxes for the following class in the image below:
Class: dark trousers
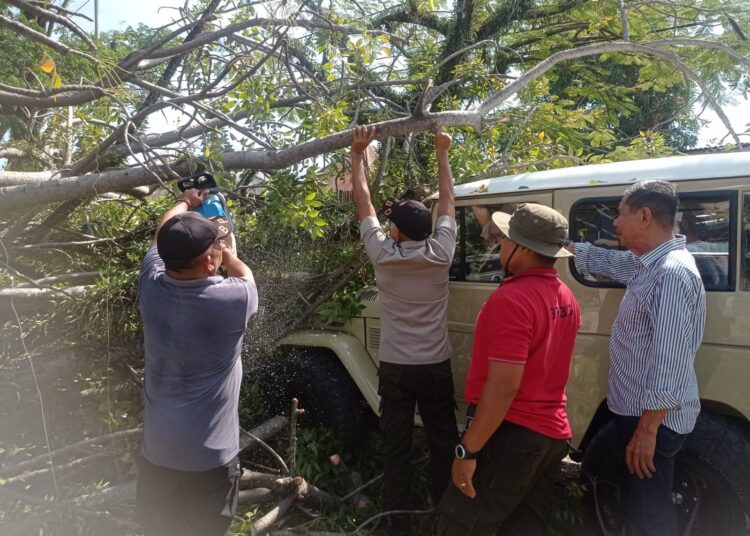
[437,420,568,536]
[136,454,240,536]
[378,359,459,511]
[613,415,687,536]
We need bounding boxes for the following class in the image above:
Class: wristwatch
[455,442,478,460]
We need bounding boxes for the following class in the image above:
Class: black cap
[379,197,432,241]
[157,212,220,264]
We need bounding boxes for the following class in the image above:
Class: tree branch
[0,110,482,211]
[1,39,746,212]
[4,0,97,51]
[617,0,631,41]
[478,40,746,150]
[0,14,97,62]
[0,170,57,186]
[0,147,27,159]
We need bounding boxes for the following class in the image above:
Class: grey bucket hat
[491,203,574,259]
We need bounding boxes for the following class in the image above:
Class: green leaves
[259,172,332,239]
[589,129,617,148]
[317,290,365,325]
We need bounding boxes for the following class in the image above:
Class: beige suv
[270,151,750,535]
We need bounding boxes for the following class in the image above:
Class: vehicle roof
[428,152,750,200]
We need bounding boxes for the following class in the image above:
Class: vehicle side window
[569,200,624,286]
[678,198,732,291]
[743,194,750,291]
[450,204,516,283]
[570,193,735,291]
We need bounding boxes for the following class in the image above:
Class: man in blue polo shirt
[137,187,258,536]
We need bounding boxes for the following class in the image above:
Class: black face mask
[498,243,520,282]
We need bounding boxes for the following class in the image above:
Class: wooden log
[329,454,357,491]
[238,487,276,506]
[241,417,290,474]
[0,427,141,477]
[240,471,341,511]
[241,472,300,493]
[329,454,372,509]
[250,492,296,535]
[240,416,288,452]
[293,478,341,511]
[4,451,112,485]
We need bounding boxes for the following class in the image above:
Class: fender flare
[278,329,380,415]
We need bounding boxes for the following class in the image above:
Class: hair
[530,251,557,266]
[622,180,677,228]
[164,255,203,272]
[514,243,557,266]
[164,240,220,272]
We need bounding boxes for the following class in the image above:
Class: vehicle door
[448,193,553,417]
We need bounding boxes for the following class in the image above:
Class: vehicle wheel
[581,413,750,535]
[254,348,365,448]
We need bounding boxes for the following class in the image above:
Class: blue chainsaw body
[176,173,235,252]
[177,173,232,226]
[194,194,227,220]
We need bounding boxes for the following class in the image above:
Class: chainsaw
[177,172,236,255]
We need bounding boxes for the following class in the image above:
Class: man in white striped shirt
[566,180,706,536]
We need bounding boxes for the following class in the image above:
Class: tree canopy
[1,0,748,209]
[0,0,746,334]
[0,0,747,320]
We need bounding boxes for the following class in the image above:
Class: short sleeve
[140,244,164,281]
[241,278,259,323]
[433,215,457,261]
[222,277,259,327]
[485,291,534,364]
[359,215,389,263]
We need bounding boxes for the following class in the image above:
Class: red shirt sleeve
[485,289,533,364]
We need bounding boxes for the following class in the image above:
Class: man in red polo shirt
[437,203,581,535]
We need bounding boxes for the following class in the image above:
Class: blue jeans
[613,415,687,536]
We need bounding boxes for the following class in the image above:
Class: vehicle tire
[254,348,366,448]
[581,413,750,535]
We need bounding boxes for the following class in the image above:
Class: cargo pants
[378,359,459,512]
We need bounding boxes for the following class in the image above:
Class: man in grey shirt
[137,187,258,536]
[351,125,458,533]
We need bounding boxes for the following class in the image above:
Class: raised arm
[221,244,254,283]
[350,125,377,222]
[153,188,207,244]
[572,241,639,284]
[435,128,454,220]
